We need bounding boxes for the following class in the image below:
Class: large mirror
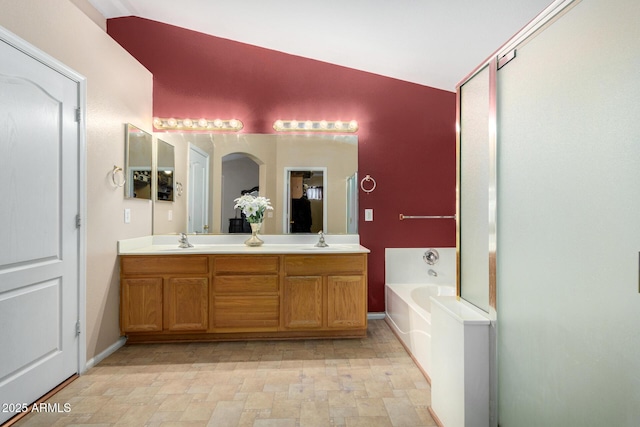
[156,139,175,202]
[153,133,358,234]
[125,123,153,199]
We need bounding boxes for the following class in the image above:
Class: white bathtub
[384,248,456,381]
[385,283,455,381]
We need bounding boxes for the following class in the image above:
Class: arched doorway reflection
[221,153,259,233]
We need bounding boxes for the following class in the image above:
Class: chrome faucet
[178,233,193,248]
[315,231,329,247]
[428,268,438,277]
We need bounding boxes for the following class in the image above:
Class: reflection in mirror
[156,139,175,202]
[221,153,259,233]
[188,143,210,233]
[125,124,152,199]
[152,133,358,235]
[286,168,326,233]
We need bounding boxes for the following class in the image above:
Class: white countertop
[118,234,369,255]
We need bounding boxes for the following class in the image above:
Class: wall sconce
[153,117,244,132]
[273,119,358,133]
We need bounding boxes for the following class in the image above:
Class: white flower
[234,194,273,223]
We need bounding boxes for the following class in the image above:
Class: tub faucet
[178,233,193,248]
[315,231,329,247]
[428,269,438,277]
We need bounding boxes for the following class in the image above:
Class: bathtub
[386,283,455,381]
[384,248,456,382]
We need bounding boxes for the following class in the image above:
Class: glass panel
[459,65,490,313]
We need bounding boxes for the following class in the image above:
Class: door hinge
[75,321,81,336]
[76,214,81,228]
[75,107,81,122]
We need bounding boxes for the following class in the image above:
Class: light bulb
[198,118,208,128]
[319,120,328,129]
[182,118,193,127]
[167,118,177,128]
[213,119,223,128]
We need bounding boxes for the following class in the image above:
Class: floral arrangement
[234,194,273,224]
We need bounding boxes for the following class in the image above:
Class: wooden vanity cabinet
[282,254,367,332]
[120,255,210,334]
[120,252,367,342]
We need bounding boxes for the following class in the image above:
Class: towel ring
[112,165,125,187]
[360,174,376,193]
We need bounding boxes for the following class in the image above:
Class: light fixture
[153,117,244,131]
[272,119,358,133]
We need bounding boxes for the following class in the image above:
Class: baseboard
[428,406,445,427]
[367,312,386,320]
[84,336,126,371]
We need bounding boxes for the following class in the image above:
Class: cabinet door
[327,275,366,329]
[121,277,163,332]
[282,276,323,329]
[166,277,208,331]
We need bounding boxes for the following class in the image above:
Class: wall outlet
[365,209,373,221]
[124,208,131,224]
[168,210,173,221]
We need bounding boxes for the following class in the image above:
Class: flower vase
[244,222,264,247]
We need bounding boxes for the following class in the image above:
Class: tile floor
[14,320,436,426]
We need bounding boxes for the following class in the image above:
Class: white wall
[496,0,640,424]
[0,0,153,361]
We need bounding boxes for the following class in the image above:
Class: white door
[188,144,209,233]
[0,36,80,423]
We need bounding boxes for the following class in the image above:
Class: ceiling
[87,0,553,92]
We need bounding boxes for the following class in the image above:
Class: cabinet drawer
[284,254,366,275]
[213,296,279,328]
[214,256,279,274]
[121,255,209,275]
[214,275,278,293]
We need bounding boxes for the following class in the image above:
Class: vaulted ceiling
[87,0,553,92]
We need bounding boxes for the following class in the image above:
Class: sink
[301,245,352,251]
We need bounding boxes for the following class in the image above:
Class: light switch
[124,208,131,224]
[168,210,173,221]
[365,209,373,222]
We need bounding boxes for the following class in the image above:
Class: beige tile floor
[14,320,436,427]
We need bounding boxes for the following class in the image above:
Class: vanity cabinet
[120,252,367,342]
[120,255,210,334]
[282,254,367,331]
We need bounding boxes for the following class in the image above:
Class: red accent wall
[108,17,456,312]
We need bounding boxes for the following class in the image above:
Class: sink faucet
[315,231,329,248]
[178,233,193,248]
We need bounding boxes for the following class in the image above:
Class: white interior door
[0,36,80,423]
[188,144,209,233]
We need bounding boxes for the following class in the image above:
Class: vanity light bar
[153,117,244,131]
[273,119,358,133]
